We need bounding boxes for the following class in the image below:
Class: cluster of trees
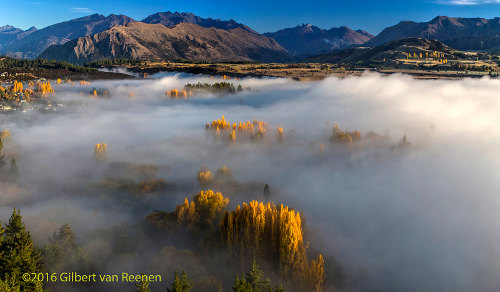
[328,125,400,149]
[138,262,285,292]
[452,63,493,72]
[89,87,109,97]
[56,78,76,85]
[232,261,285,292]
[330,124,361,144]
[183,82,245,94]
[206,115,270,142]
[197,165,234,187]
[0,81,31,101]
[0,189,328,291]
[42,223,94,280]
[31,81,54,95]
[0,80,55,103]
[197,166,214,187]
[405,51,448,63]
[0,209,197,292]
[166,88,191,99]
[165,189,326,291]
[0,57,96,73]
[221,201,325,291]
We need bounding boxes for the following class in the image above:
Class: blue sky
[3,0,500,34]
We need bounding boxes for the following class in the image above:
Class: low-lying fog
[2,71,500,291]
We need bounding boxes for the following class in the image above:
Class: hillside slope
[2,14,135,59]
[307,37,456,64]
[39,22,291,64]
[367,16,500,51]
[0,26,37,53]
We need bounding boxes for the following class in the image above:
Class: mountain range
[4,13,500,64]
[0,25,37,53]
[0,14,135,59]
[39,22,290,64]
[264,24,373,57]
[367,16,500,51]
[141,12,256,33]
[1,12,374,62]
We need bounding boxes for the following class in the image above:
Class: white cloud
[440,0,500,5]
[70,7,93,13]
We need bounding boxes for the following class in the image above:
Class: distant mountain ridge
[367,16,500,51]
[0,25,37,52]
[264,24,373,57]
[142,12,256,33]
[39,22,291,64]
[0,14,136,59]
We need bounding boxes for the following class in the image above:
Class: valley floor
[125,62,498,81]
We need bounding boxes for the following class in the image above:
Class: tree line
[0,57,96,73]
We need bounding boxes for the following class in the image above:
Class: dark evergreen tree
[263,184,271,200]
[232,260,285,292]
[135,277,151,292]
[167,270,192,292]
[43,223,93,274]
[0,209,43,291]
[232,274,252,292]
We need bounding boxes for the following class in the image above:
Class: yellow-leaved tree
[94,143,107,161]
[197,166,213,186]
[175,190,229,228]
[220,201,325,291]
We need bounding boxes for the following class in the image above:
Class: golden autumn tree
[193,190,229,227]
[31,81,54,95]
[216,166,233,180]
[306,254,326,292]
[277,127,284,142]
[175,198,197,224]
[330,124,361,144]
[220,201,325,291]
[175,190,229,228]
[12,81,23,93]
[197,166,213,186]
[94,143,107,161]
[0,130,11,141]
[229,129,237,142]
